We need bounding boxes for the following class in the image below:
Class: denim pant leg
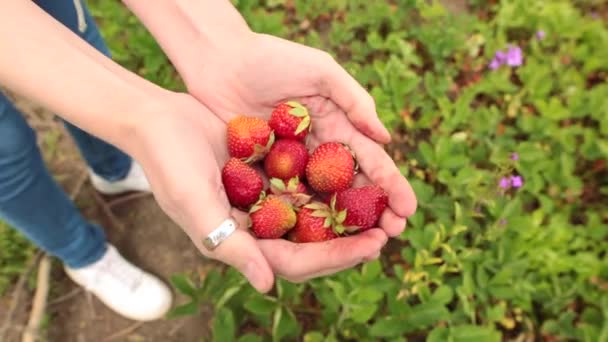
[33,0,132,181]
[0,94,107,268]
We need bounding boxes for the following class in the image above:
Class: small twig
[0,250,43,341]
[91,190,125,231]
[85,292,97,320]
[47,288,82,307]
[168,320,187,337]
[102,322,144,341]
[22,254,51,342]
[107,192,150,208]
[69,167,89,201]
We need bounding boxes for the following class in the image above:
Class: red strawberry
[268,101,311,140]
[269,177,312,207]
[221,158,264,209]
[306,142,356,193]
[332,185,388,232]
[287,202,339,243]
[227,115,275,163]
[249,195,297,239]
[264,139,309,180]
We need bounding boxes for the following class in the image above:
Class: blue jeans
[0,0,132,268]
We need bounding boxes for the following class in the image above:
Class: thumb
[186,194,275,293]
[318,52,391,144]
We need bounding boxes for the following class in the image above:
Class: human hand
[184,33,417,237]
[133,94,388,291]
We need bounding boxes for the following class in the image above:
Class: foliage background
[1,0,607,341]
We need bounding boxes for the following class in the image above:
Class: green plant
[0,221,36,295]
[87,0,608,340]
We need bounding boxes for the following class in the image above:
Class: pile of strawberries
[221,101,388,243]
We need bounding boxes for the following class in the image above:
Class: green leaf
[361,259,382,282]
[237,333,264,342]
[166,301,198,319]
[215,283,244,309]
[272,306,300,342]
[303,331,325,342]
[430,285,454,305]
[449,325,501,342]
[170,274,196,297]
[244,295,277,316]
[350,303,378,323]
[212,307,236,342]
[370,317,409,337]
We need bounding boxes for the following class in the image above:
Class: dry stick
[107,191,150,209]
[47,288,82,307]
[0,251,43,341]
[91,190,125,232]
[102,322,144,341]
[21,255,51,342]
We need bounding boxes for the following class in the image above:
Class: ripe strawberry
[332,185,388,232]
[227,115,274,163]
[268,101,311,140]
[269,177,312,207]
[287,202,340,243]
[306,142,356,193]
[221,158,264,209]
[249,195,297,239]
[264,139,309,181]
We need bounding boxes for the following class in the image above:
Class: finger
[349,133,417,218]
[379,209,407,237]
[352,173,407,236]
[318,53,391,144]
[257,228,388,282]
[185,190,274,293]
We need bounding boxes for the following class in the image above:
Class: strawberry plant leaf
[212,307,236,342]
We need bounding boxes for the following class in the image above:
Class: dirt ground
[0,94,215,341]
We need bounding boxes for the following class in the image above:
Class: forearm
[121,0,252,84]
[0,1,168,154]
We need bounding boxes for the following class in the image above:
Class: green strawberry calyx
[286,101,312,135]
[244,131,276,164]
[269,177,312,208]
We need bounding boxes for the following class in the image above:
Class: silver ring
[202,217,237,251]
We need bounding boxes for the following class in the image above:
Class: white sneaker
[64,244,173,321]
[89,161,151,195]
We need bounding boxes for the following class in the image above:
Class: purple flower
[511,152,519,161]
[536,30,546,40]
[499,218,508,226]
[489,46,523,69]
[499,177,511,189]
[511,175,523,188]
[505,45,523,66]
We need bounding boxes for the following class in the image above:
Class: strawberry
[287,202,340,243]
[305,142,356,193]
[227,115,275,163]
[268,101,311,140]
[269,177,312,207]
[264,139,309,181]
[331,185,388,232]
[249,194,297,239]
[221,158,264,209]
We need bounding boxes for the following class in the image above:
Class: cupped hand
[134,94,388,291]
[185,33,418,238]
